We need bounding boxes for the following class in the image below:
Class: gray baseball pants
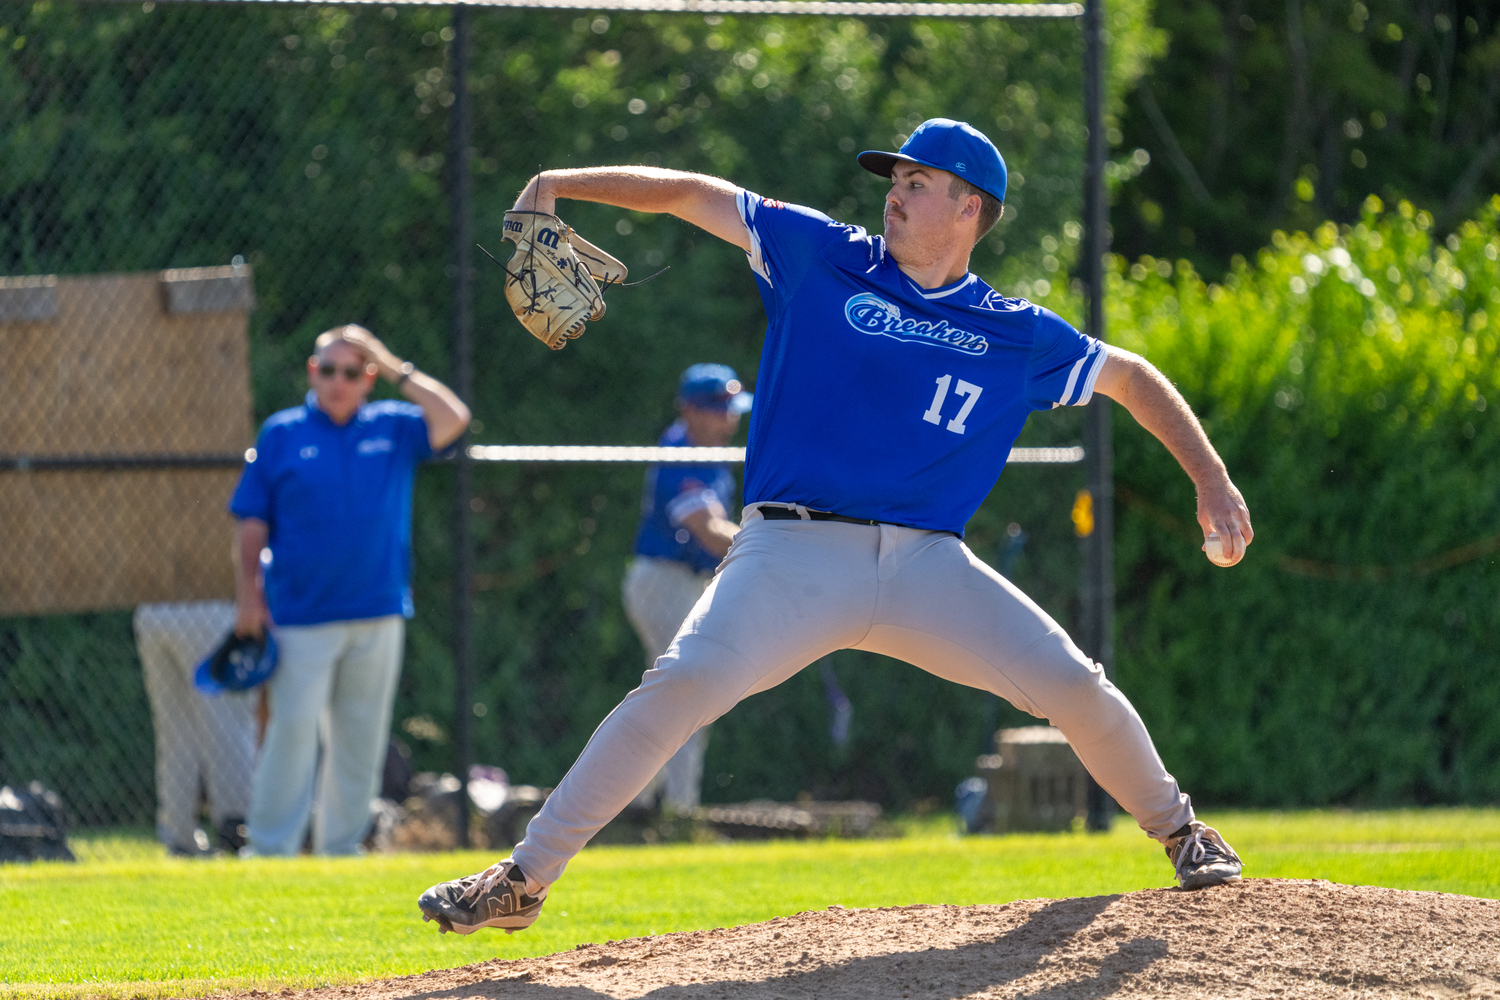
[513,507,1194,887]
[621,556,715,812]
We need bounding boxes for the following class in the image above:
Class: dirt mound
[324,879,1500,999]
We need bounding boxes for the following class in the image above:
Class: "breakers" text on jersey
[843,293,989,356]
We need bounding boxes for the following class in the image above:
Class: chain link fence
[1,0,1095,861]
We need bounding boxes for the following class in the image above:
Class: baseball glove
[500,210,628,350]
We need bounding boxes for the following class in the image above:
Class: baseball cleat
[1165,821,1243,889]
[418,858,548,935]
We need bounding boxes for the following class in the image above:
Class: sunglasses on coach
[317,362,370,381]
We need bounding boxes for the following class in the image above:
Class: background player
[623,363,751,815]
[420,118,1253,934]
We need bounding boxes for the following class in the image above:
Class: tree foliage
[1112,0,1500,278]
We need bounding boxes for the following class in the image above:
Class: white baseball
[1203,532,1236,567]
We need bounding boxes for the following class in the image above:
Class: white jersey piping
[737,189,771,285]
[903,272,977,300]
[1055,341,1109,407]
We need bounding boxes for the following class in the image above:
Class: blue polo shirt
[229,392,434,627]
[633,420,739,574]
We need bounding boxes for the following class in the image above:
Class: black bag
[0,781,76,862]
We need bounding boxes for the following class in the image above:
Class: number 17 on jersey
[922,374,983,435]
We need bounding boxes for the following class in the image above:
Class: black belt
[756,504,883,526]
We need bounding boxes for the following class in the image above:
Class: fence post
[1081,0,1116,832]
[447,1,475,848]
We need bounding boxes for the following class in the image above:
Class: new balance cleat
[1166,821,1243,889]
[418,858,548,935]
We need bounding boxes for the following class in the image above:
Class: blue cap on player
[678,363,753,414]
[857,118,1008,204]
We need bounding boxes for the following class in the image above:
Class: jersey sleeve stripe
[1057,341,1109,407]
[737,189,772,285]
[1057,350,1090,406]
[1072,342,1109,406]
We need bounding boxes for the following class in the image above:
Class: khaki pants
[247,616,404,856]
[514,508,1193,886]
[134,601,255,853]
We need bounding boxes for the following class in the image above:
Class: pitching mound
[336,879,1498,999]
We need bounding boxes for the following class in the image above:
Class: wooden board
[1,268,253,456]
[0,267,254,615]
[0,469,241,615]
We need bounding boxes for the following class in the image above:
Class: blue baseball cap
[678,363,752,414]
[194,632,279,695]
[858,118,1008,203]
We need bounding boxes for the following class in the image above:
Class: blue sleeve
[401,404,434,464]
[1024,306,1109,410]
[737,189,864,308]
[372,400,435,463]
[229,430,272,522]
[651,464,694,512]
[658,465,730,520]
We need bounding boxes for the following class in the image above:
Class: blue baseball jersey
[229,392,434,626]
[736,190,1107,535]
[633,420,738,574]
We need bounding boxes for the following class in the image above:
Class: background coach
[230,324,470,856]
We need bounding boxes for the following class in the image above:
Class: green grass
[4,808,1499,999]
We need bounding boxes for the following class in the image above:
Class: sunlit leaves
[1101,196,1500,805]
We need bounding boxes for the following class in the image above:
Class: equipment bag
[0,781,76,862]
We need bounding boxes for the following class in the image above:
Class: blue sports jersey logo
[843,293,988,355]
[971,289,1030,313]
[357,437,394,455]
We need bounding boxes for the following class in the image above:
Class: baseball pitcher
[421,118,1253,934]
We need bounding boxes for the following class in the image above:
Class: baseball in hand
[1203,532,1236,567]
